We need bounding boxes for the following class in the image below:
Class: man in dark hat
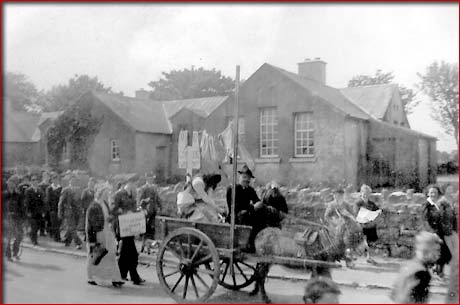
[226,165,260,226]
[24,173,45,246]
[46,172,63,242]
[3,175,24,260]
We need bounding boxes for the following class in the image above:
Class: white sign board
[191,131,201,169]
[356,207,382,224]
[118,212,146,237]
[178,130,188,169]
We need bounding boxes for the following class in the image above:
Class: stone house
[3,99,61,168]
[222,59,436,189]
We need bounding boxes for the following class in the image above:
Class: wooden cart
[153,216,341,303]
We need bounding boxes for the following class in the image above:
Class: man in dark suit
[58,176,82,249]
[24,174,45,246]
[46,173,62,242]
[111,178,145,285]
[138,173,161,236]
[3,175,24,260]
[226,165,260,226]
[38,172,51,236]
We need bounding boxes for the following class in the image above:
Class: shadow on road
[14,261,64,271]
[207,290,302,304]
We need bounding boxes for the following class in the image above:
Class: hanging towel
[178,130,188,169]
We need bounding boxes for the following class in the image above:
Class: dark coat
[3,188,24,221]
[24,186,45,218]
[138,184,162,233]
[81,188,95,211]
[423,199,456,237]
[58,186,80,224]
[226,184,259,223]
[85,202,105,244]
[110,188,137,239]
[46,185,62,213]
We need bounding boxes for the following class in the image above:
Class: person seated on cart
[226,165,260,226]
[177,173,225,223]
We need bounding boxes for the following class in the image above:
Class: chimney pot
[305,58,311,61]
[314,57,321,60]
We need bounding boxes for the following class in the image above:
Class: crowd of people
[2,167,458,302]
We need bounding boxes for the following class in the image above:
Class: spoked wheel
[218,257,257,290]
[156,227,220,303]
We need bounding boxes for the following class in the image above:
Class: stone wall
[157,184,457,259]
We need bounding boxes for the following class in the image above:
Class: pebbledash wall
[224,64,369,188]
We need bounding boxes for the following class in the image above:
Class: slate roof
[94,92,173,134]
[162,96,228,118]
[371,119,436,140]
[265,64,371,121]
[340,84,397,119]
[4,110,41,143]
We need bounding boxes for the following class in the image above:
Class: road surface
[3,248,446,303]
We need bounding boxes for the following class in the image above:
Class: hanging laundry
[218,121,234,162]
[178,129,188,169]
[191,131,201,169]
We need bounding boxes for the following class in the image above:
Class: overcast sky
[4,3,459,152]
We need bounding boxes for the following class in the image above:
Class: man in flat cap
[24,173,45,246]
[391,231,442,303]
[58,175,83,249]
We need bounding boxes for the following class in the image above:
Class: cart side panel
[154,216,252,250]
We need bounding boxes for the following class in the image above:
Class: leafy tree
[43,74,112,111]
[5,72,40,112]
[417,61,459,146]
[148,67,234,101]
[348,70,419,114]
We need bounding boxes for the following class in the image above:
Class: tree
[43,74,112,111]
[348,70,419,114]
[148,67,234,101]
[5,72,40,112]
[417,61,459,146]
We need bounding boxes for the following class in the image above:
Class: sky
[4,3,459,152]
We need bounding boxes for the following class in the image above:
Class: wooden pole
[230,66,240,265]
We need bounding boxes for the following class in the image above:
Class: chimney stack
[297,58,327,85]
[135,88,151,100]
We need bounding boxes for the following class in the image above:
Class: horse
[250,213,365,303]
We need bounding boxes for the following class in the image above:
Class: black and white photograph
[2,3,459,304]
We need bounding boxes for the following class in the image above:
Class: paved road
[3,248,446,304]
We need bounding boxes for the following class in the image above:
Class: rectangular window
[111,139,120,161]
[260,108,278,157]
[294,112,314,157]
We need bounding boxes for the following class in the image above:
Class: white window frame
[111,139,120,162]
[294,112,315,157]
[259,108,278,157]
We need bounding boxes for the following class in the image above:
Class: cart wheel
[218,257,257,290]
[156,227,220,303]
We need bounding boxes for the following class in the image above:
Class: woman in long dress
[86,183,124,287]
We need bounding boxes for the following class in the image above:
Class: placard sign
[118,212,146,237]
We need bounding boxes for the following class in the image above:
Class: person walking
[58,176,83,249]
[24,174,45,246]
[38,172,51,236]
[391,231,442,303]
[111,178,145,285]
[86,183,124,287]
[354,184,380,265]
[46,173,62,242]
[138,172,162,242]
[3,175,25,260]
[81,177,96,240]
[422,184,456,279]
